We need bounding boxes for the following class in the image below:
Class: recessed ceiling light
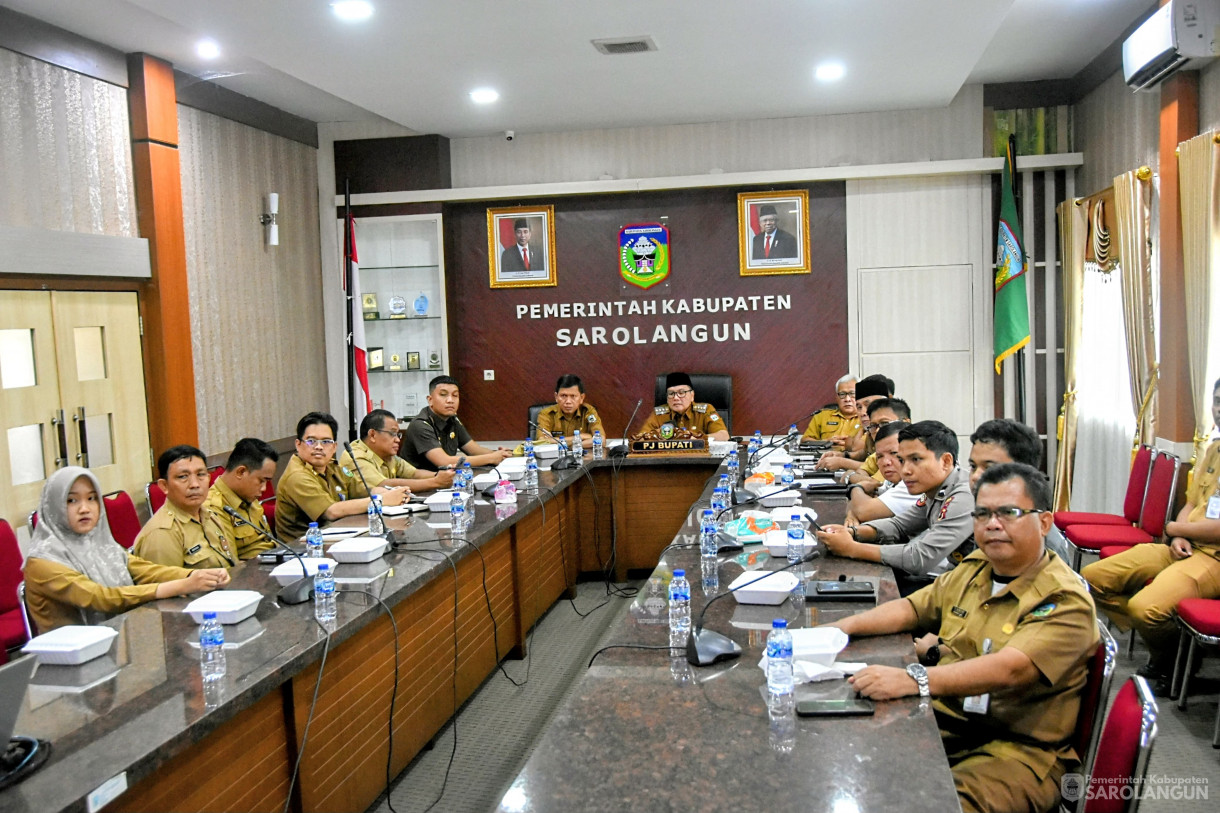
[331,1,374,22]
[469,88,499,104]
[196,39,220,59]
[815,61,846,82]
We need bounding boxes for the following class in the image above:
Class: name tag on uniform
[963,693,990,714]
[186,544,202,555]
[1207,495,1220,519]
[951,606,968,618]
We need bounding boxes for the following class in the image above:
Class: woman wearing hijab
[23,467,230,633]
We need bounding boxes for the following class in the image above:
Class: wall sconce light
[260,193,279,246]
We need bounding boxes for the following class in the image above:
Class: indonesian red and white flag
[346,215,371,423]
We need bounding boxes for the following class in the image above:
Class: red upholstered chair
[1056,445,1154,532]
[145,481,167,515]
[0,519,29,653]
[1064,451,1180,571]
[1170,598,1220,746]
[261,497,277,535]
[1081,677,1159,813]
[260,478,276,501]
[103,491,141,550]
[208,465,224,485]
[1067,622,1118,808]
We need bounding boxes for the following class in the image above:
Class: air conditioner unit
[1123,0,1220,91]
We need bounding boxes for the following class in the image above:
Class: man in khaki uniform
[205,438,278,559]
[1083,377,1220,687]
[277,411,406,541]
[817,374,892,469]
[534,374,604,450]
[638,372,729,441]
[339,409,454,492]
[831,463,1098,813]
[134,445,238,569]
[802,374,859,441]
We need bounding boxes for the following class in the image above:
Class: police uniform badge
[915,494,928,508]
[449,431,456,439]
[938,496,954,521]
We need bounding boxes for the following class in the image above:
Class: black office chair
[653,373,732,433]
[527,403,553,438]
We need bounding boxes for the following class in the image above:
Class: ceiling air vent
[592,36,657,56]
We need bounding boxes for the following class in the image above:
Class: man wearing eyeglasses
[801,374,859,443]
[816,374,893,469]
[339,409,455,493]
[637,372,729,441]
[534,374,603,449]
[276,411,407,541]
[828,462,1097,813]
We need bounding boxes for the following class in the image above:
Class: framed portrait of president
[737,190,811,276]
[488,205,557,288]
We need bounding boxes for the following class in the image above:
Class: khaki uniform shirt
[860,453,883,481]
[339,438,417,488]
[23,555,192,633]
[802,407,861,441]
[1186,440,1220,558]
[638,403,727,438]
[205,478,272,559]
[133,502,237,569]
[865,467,975,576]
[275,454,368,541]
[907,549,1099,774]
[534,403,603,442]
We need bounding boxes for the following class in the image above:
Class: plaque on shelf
[427,350,442,370]
[362,293,379,320]
[406,351,421,371]
[413,293,429,317]
[368,347,384,370]
[388,295,408,319]
[388,353,403,372]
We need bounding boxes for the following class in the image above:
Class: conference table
[0,452,959,813]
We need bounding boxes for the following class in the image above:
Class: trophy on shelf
[388,295,408,320]
[406,351,421,371]
[362,293,379,320]
[368,347,384,370]
[427,350,442,370]
[388,352,403,372]
[413,292,429,317]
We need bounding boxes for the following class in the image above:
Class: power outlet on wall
[484,370,495,381]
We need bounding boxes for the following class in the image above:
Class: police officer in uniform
[637,372,729,441]
[830,463,1098,813]
[802,374,860,442]
[134,445,238,569]
[533,374,604,450]
[204,438,278,560]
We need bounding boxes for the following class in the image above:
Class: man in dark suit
[750,204,798,260]
[500,218,542,273]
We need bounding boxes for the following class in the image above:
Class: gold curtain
[1054,198,1088,511]
[1112,168,1158,448]
[1178,133,1220,466]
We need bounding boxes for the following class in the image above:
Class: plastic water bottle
[572,430,583,463]
[592,430,604,460]
[524,438,534,457]
[314,563,336,624]
[701,557,719,592]
[747,434,762,473]
[525,452,539,490]
[711,485,727,515]
[450,492,466,538]
[718,473,731,493]
[726,449,740,482]
[461,460,475,495]
[556,435,569,459]
[668,569,691,637]
[788,423,800,453]
[787,514,807,601]
[766,619,794,712]
[700,508,718,559]
[493,479,517,504]
[305,522,323,558]
[367,494,385,536]
[199,611,226,682]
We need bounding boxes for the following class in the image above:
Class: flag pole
[344,179,356,441]
[1014,348,1026,423]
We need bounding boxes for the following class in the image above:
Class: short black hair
[858,373,895,396]
[296,411,338,440]
[873,421,905,444]
[360,409,397,440]
[970,419,1041,468]
[429,375,459,393]
[157,444,206,480]
[225,438,278,471]
[974,462,1052,511]
[555,374,584,393]
[898,420,958,463]
[868,397,911,421]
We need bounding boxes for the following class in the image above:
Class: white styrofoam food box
[269,557,338,585]
[327,536,389,563]
[727,570,800,605]
[532,443,559,459]
[23,625,118,665]
[425,490,467,512]
[769,505,819,525]
[183,590,262,624]
[763,529,816,558]
[790,627,850,666]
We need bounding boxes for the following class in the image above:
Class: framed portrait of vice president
[737,190,811,276]
[487,205,557,288]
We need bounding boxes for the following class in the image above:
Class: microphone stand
[686,548,821,666]
[223,506,315,605]
[609,398,644,459]
[528,420,580,471]
[342,441,402,545]
[712,484,804,552]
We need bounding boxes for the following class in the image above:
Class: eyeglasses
[374,428,403,439]
[301,438,336,448]
[836,391,855,399]
[666,389,693,399]
[970,506,1044,523]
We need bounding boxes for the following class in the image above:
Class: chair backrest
[208,465,225,485]
[1122,445,1155,524]
[0,519,23,616]
[527,403,552,438]
[27,510,37,530]
[1084,676,1158,813]
[1072,622,1118,792]
[261,496,277,535]
[652,373,733,433]
[260,477,276,501]
[17,583,35,641]
[1138,450,1179,538]
[102,491,141,550]
[146,481,167,515]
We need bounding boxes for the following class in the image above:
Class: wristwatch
[906,663,931,698]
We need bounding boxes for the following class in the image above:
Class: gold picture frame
[487,205,557,288]
[737,190,811,276]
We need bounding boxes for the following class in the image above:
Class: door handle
[73,406,89,468]
[52,409,68,468]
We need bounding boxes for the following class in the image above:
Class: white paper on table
[757,656,867,683]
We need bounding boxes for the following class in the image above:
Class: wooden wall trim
[0,6,128,87]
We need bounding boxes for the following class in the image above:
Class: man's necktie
[765,235,772,258]
[523,248,530,270]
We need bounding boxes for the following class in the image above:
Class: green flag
[994,135,1030,374]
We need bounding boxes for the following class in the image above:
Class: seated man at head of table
[827,462,1098,813]
[533,374,603,450]
[844,397,912,495]
[133,445,238,569]
[817,420,974,594]
[638,372,730,442]
[817,373,893,469]
[203,437,279,560]
[801,374,859,447]
[402,375,513,470]
[276,411,406,541]
[340,409,454,492]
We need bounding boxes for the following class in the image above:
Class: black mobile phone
[814,580,874,594]
[796,698,876,717]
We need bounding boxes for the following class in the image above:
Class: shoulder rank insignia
[654,406,669,415]
[1030,602,1056,618]
[693,403,708,413]
[938,495,954,521]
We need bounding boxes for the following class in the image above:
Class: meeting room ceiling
[2,0,1156,137]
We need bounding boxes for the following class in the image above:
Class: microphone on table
[686,548,821,666]
[609,398,644,459]
[528,421,581,471]
[748,427,799,470]
[223,506,314,605]
[712,484,804,552]
[342,441,402,545]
